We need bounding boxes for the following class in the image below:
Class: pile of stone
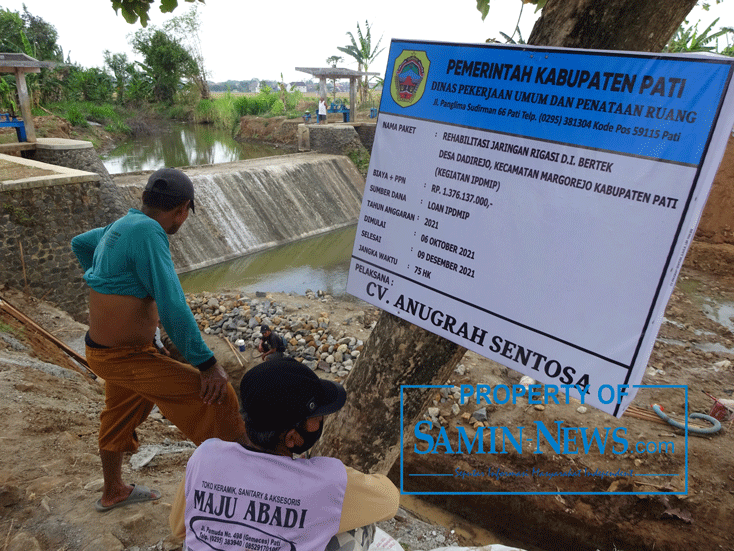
[186,291,366,378]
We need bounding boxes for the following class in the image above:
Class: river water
[179,223,356,297]
[101,121,286,174]
[102,122,356,296]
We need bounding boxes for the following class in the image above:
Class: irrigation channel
[101,121,286,174]
[178,225,356,297]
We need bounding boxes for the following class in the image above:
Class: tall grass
[195,90,290,133]
[46,101,131,133]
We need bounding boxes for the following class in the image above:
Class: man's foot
[95,484,161,512]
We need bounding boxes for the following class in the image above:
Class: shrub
[347,147,370,176]
[65,67,115,103]
[233,96,250,117]
[269,101,285,115]
[87,104,117,124]
[232,91,280,116]
[105,120,131,133]
[65,105,88,127]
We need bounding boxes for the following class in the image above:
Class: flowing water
[113,154,365,273]
[101,122,286,174]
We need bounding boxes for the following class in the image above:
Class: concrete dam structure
[113,153,366,272]
[1,146,365,321]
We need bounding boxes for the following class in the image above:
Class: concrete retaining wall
[299,122,376,154]
[2,146,365,322]
[1,175,110,322]
[353,123,377,153]
[29,139,128,220]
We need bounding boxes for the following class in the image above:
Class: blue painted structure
[0,113,26,142]
[328,102,350,122]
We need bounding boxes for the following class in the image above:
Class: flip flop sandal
[95,484,161,512]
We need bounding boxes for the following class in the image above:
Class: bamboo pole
[0,296,96,384]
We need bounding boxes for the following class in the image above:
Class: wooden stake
[225,338,244,367]
[17,240,28,293]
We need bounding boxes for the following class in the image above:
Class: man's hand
[200,363,229,404]
[156,344,171,357]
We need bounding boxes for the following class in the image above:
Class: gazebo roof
[295,67,380,79]
[0,53,55,73]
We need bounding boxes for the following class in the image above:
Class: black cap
[145,168,195,213]
[261,325,270,333]
[240,358,346,433]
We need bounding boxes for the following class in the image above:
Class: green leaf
[160,0,179,13]
[477,0,490,21]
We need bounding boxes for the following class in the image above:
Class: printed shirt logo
[390,51,430,107]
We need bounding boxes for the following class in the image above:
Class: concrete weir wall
[1,149,364,321]
[113,153,365,272]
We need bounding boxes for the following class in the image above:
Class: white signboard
[347,41,734,416]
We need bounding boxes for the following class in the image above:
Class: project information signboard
[346,41,734,416]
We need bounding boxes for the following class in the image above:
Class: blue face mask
[289,419,323,455]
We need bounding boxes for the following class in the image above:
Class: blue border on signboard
[399,384,688,495]
[380,40,734,166]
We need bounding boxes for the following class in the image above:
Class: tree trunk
[312,312,466,474]
[527,0,698,51]
[318,0,698,475]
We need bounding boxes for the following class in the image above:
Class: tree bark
[527,0,698,51]
[312,312,466,474]
[318,0,698,475]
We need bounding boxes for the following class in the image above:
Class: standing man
[259,324,286,361]
[318,96,328,124]
[170,358,399,551]
[71,167,246,512]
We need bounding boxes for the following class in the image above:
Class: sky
[1,0,730,84]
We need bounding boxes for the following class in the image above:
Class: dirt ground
[0,287,465,551]
[2,254,734,551]
[1,128,733,550]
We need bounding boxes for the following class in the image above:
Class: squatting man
[170,358,400,551]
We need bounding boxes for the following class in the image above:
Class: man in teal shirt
[72,168,245,512]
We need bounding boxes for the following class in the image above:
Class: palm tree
[338,20,385,103]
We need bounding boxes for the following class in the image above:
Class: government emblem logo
[390,50,430,107]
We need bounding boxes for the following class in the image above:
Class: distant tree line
[208,80,322,94]
[0,4,226,112]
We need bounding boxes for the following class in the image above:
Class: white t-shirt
[184,439,346,551]
[319,101,327,116]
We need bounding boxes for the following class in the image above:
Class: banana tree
[338,20,385,104]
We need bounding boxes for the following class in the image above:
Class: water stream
[179,225,356,297]
[104,123,364,297]
[101,122,286,174]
